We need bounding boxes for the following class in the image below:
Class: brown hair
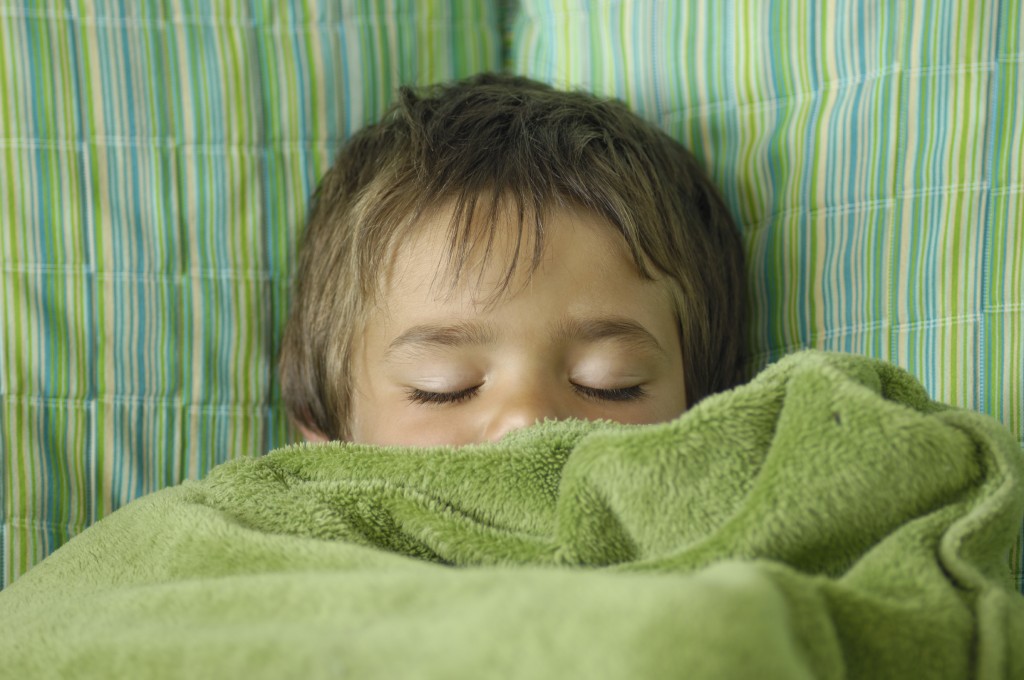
[279,73,747,440]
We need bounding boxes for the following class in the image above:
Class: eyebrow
[556,316,666,354]
[385,321,498,359]
[384,315,665,359]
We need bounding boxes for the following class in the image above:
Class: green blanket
[2,351,1023,678]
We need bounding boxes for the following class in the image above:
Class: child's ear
[295,420,329,443]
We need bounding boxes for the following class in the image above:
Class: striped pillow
[509,0,1024,591]
[0,0,502,588]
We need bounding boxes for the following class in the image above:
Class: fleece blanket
[1,351,1022,679]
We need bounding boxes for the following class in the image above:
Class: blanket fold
[1,351,1022,678]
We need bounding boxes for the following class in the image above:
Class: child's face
[343,204,687,446]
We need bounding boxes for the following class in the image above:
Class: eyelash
[404,384,647,406]
[573,384,647,402]
[406,386,479,406]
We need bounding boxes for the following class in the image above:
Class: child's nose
[481,383,568,442]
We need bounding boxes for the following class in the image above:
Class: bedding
[510,0,1024,590]
[2,0,1023,606]
[1,351,1022,679]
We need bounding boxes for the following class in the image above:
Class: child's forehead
[376,198,645,308]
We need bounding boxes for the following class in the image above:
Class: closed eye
[572,383,647,402]
[405,385,480,406]
[405,383,648,406]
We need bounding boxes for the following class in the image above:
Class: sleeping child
[4,73,1022,680]
[278,73,748,445]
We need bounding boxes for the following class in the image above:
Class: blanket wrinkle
[1,350,1022,679]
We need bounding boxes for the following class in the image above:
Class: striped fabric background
[2,0,1022,595]
[0,0,501,587]
[510,0,1024,591]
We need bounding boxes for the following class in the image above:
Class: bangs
[357,181,662,315]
